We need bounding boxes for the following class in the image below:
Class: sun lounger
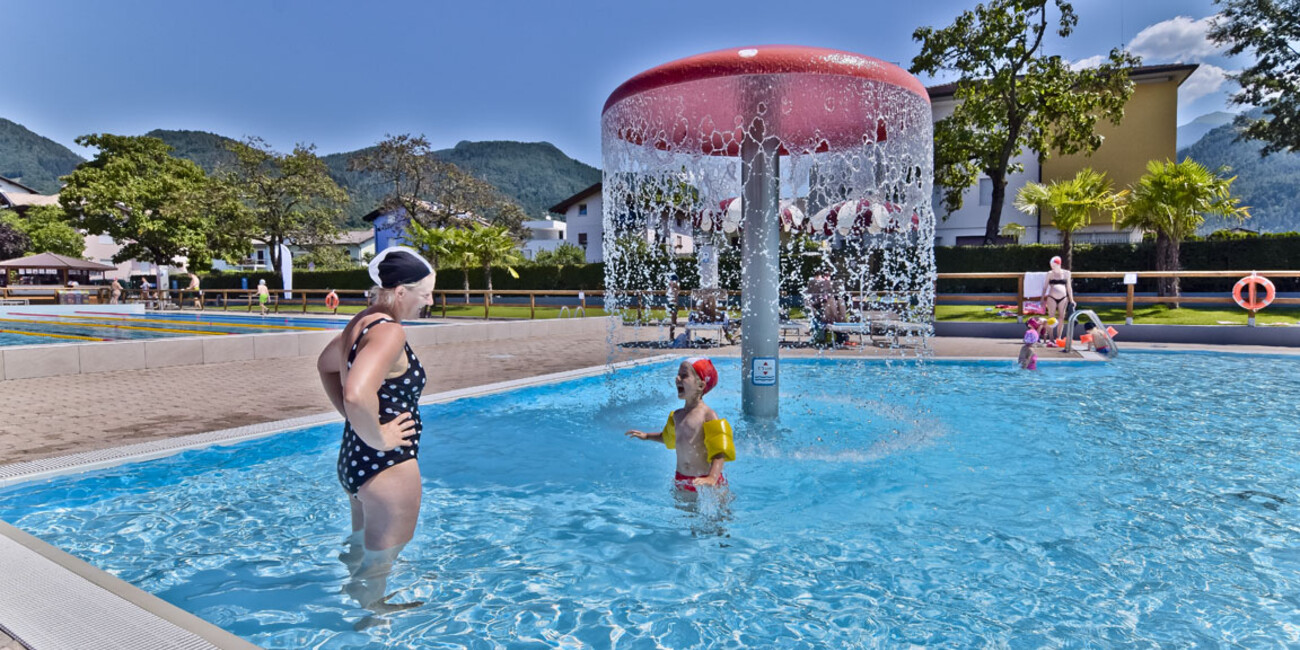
[779,319,810,342]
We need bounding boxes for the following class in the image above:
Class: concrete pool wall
[0,316,614,381]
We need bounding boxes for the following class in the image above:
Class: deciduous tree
[0,217,30,260]
[59,134,243,283]
[0,206,85,258]
[224,137,348,281]
[911,0,1140,243]
[1209,0,1300,155]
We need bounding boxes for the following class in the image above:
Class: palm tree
[1115,159,1249,299]
[405,220,453,270]
[445,228,479,303]
[1014,168,1126,270]
[466,224,523,305]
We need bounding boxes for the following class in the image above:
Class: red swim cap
[687,357,718,394]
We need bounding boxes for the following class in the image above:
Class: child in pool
[1083,322,1115,358]
[1019,328,1039,370]
[626,357,736,491]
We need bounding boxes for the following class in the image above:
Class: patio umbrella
[807,199,918,237]
[697,198,805,234]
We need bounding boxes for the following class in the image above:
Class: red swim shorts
[675,471,727,492]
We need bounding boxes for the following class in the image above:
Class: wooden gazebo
[0,252,117,286]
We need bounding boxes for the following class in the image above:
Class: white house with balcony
[549,182,604,262]
[520,217,567,259]
[548,181,694,262]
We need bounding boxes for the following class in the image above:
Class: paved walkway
[0,324,1294,465]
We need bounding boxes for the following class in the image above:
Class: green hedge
[198,235,1300,295]
[935,235,1300,293]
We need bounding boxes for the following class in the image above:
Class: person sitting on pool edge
[626,357,735,491]
[1082,321,1115,359]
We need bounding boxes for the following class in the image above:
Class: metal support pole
[740,134,781,419]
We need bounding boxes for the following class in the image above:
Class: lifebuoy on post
[1233,274,1275,312]
[324,291,339,311]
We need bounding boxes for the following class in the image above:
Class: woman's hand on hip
[379,412,418,451]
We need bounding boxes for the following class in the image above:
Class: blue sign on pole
[241,278,248,290]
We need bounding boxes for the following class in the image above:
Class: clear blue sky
[4,0,1234,167]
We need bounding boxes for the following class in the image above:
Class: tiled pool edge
[0,315,615,380]
[0,353,676,650]
[0,521,258,650]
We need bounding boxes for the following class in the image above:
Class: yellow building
[1042,63,1198,236]
[929,63,1198,246]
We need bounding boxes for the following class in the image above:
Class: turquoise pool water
[0,311,435,345]
[2,353,1298,647]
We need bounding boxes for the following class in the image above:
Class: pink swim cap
[1024,330,1040,344]
[687,357,718,394]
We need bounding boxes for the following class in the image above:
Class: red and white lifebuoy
[324,292,340,311]
[1233,274,1275,311]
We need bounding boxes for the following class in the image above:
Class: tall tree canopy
[60,134,246,276]
[350,133,529,238]
[225,136,348,278]
[1209,0,1300,155]
[911,0,1140,243]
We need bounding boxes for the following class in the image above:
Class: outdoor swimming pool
[2,353,1298,647]
[0,311,435,346]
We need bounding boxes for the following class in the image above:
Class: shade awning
[0,252,117,271]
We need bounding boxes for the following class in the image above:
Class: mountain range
[5,115,1296,233]
[1176,111,1236,151]
[0,120,600,227]
[1178,110,1300,234]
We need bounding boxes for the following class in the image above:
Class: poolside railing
[936,270,1300,323]
[8,269,1295,322]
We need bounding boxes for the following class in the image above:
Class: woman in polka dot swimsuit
[317,248,435,603]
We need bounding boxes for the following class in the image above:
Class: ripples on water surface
[3,352,1300,648]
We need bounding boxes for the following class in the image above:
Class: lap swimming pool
[0,311,435,345]
[1,352,1298,647]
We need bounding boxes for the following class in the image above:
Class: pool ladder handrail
[1064,309,1118,358]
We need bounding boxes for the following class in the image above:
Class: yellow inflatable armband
[662,412,676,449]
[703,418,736,462]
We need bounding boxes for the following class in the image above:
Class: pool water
[2,353,1299,647]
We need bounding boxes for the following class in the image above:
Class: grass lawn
[935,304,1300,326]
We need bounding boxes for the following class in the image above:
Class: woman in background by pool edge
[316,247,435,610]
[1044,256,1074,344]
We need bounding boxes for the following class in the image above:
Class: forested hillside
[1179,114,1300,233]
[0,119,84,193]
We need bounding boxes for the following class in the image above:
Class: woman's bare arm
[316,334,347,417]
[341,322,408,449]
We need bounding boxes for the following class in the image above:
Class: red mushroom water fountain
[602,45,934,418]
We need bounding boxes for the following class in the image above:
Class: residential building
[0,176,60,214]
[520,217,567,259]
[928,63,1199,246]
[549,182,604,263]
[363,199,490,254]
[547,182,694,263]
